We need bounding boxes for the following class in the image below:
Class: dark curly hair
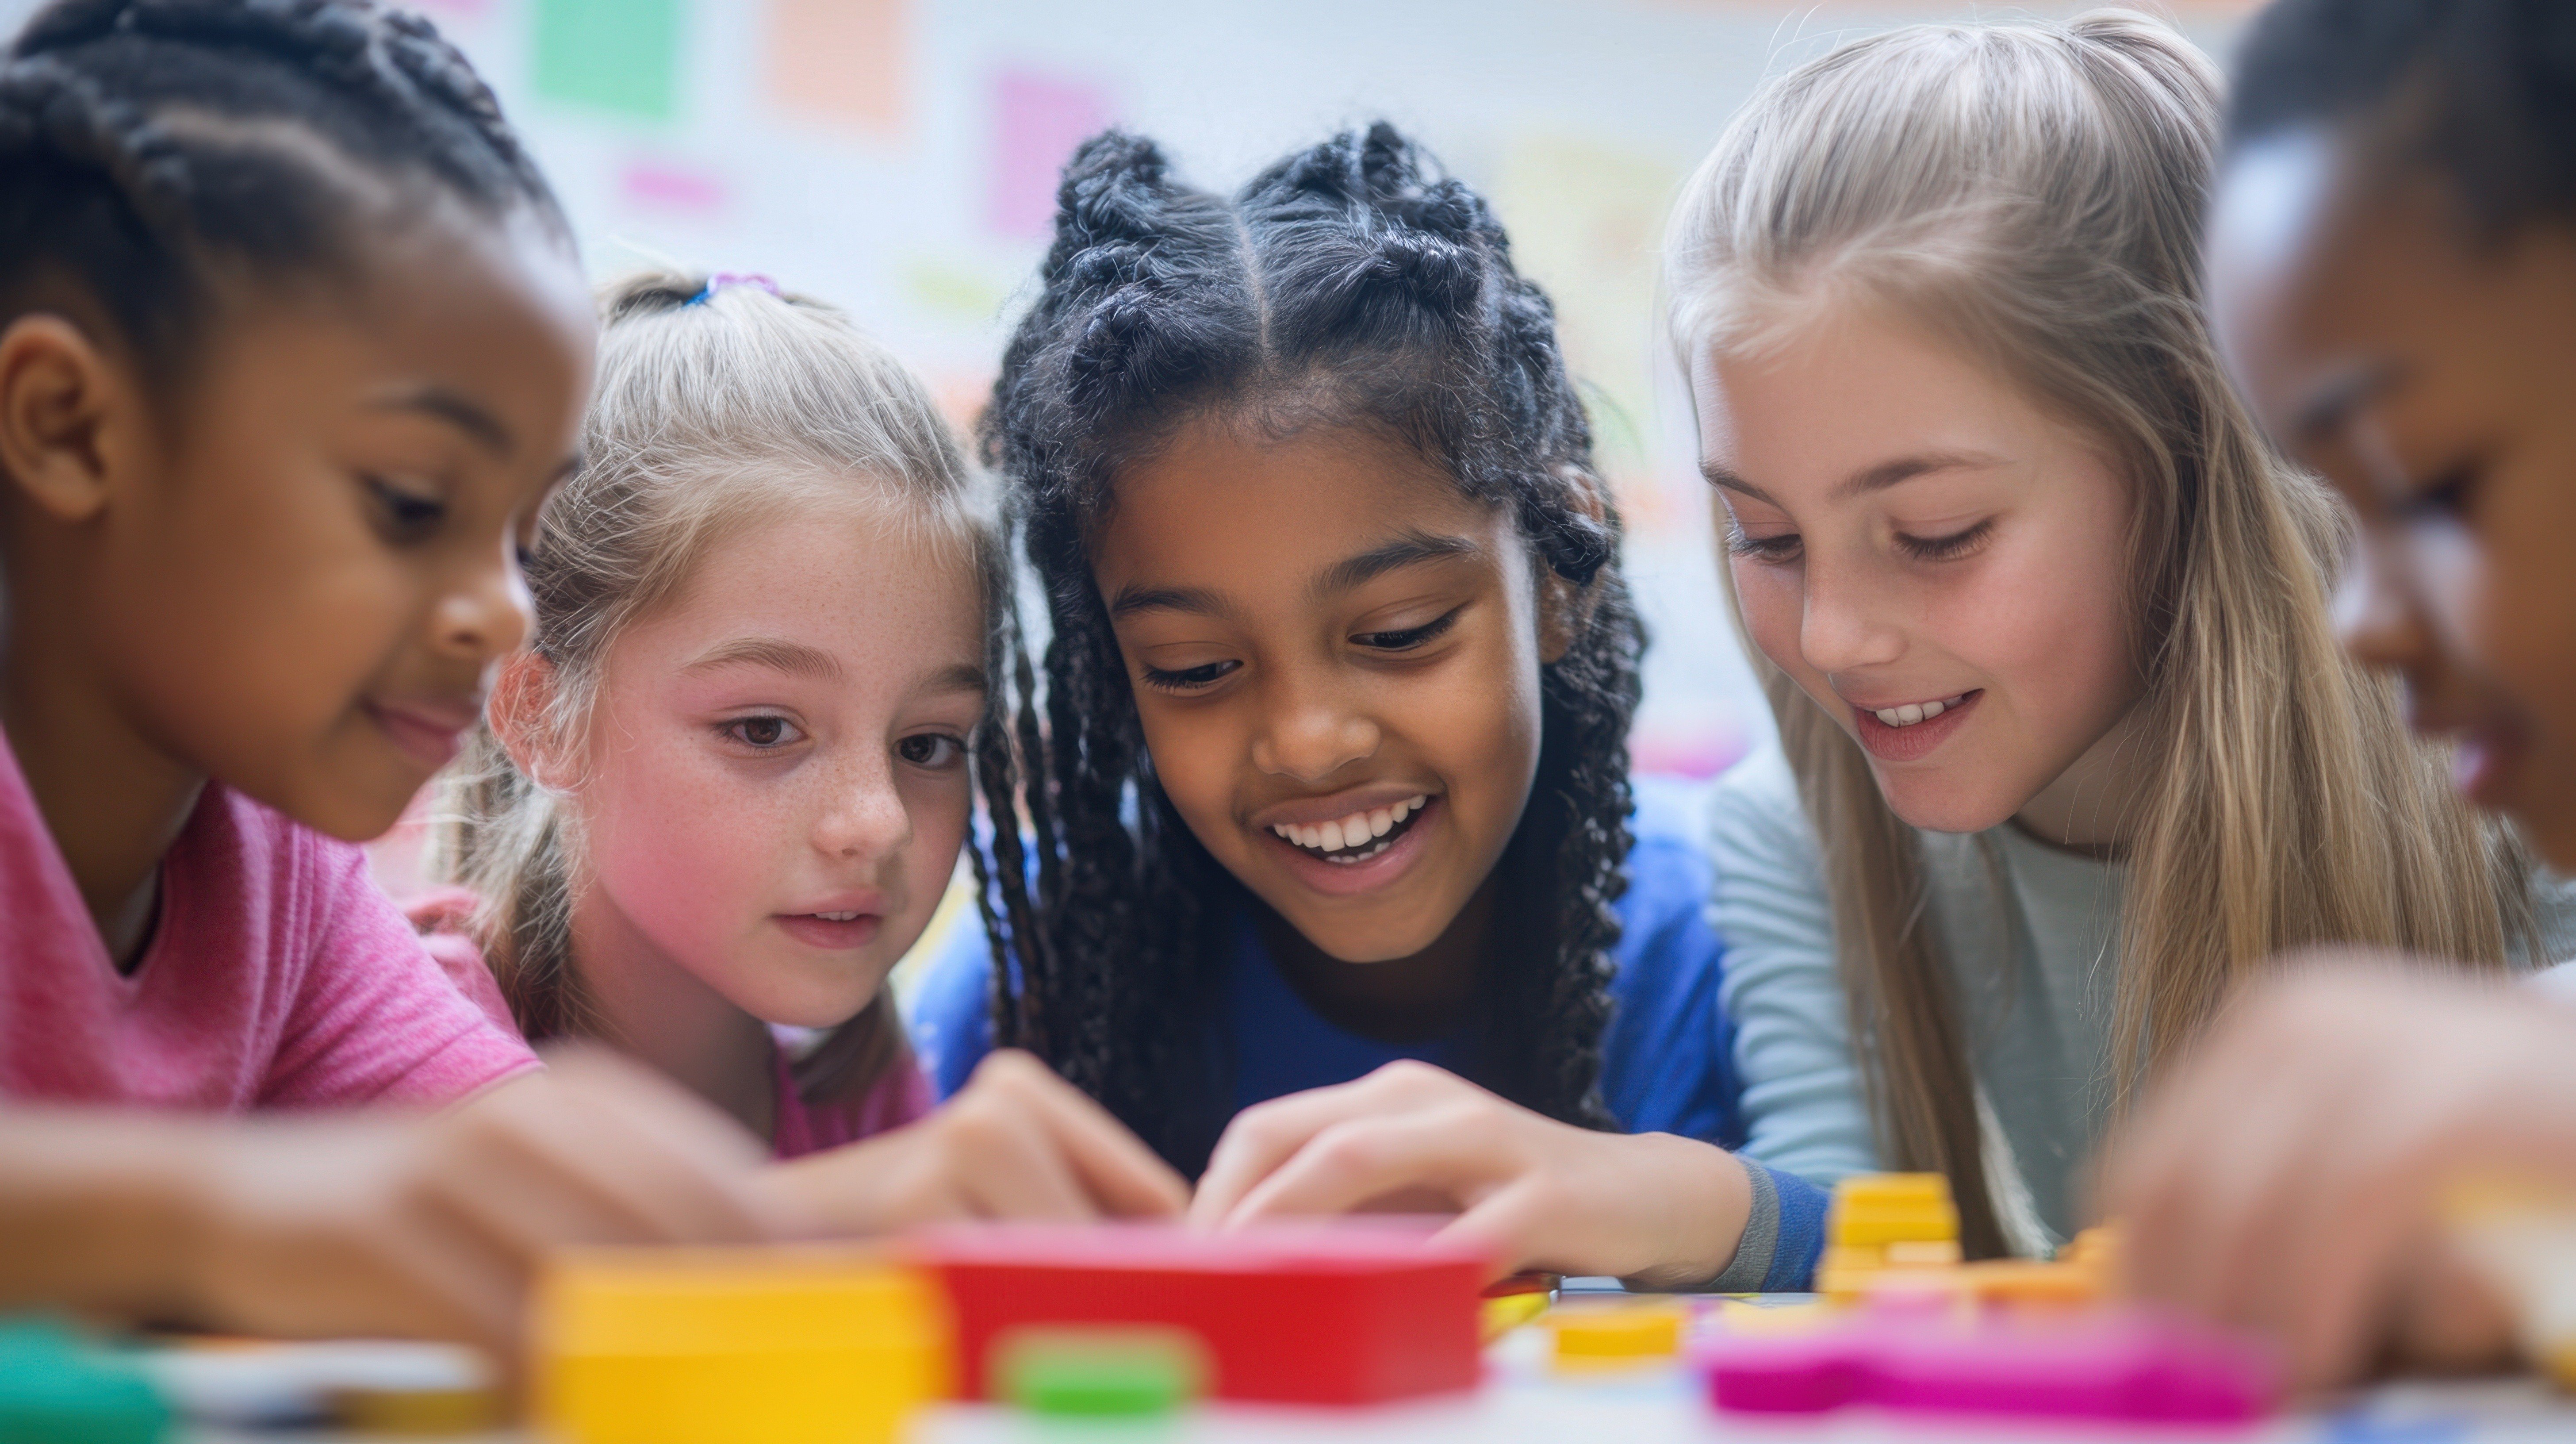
[0,0,564,391]
[2231,0,2576,239]
[971,122,1645,1173]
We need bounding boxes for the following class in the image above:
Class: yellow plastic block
[1551,1302,1687,1365]
[1480,1291,1552,1342]
[1836,1174,1952,1209]
[1882,1240,1963,1269]
[534,1246,949,1444]
[1714,1299,1832,1336]
[1960,1260,2101,1311]
[1826,1173,1960,1248]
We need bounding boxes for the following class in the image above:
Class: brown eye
[723,716,798,748]
[899,733,965,768]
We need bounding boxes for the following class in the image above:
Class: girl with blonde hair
[436,271,1188,1229]
[1669,9,2573,1259]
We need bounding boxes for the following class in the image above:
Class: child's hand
[2102,959,2576,1390]
[177,1048,779,1355]
[1188,1060,1752,1286]
[759,1050,1189,1232]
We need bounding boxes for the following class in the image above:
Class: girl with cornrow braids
[0,0,800,1353]
[909,123,1828,1290]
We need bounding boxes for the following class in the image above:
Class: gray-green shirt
[1710,746,2576,1253]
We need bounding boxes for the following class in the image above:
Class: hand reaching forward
[759,1050,1189,1233]
[170,1047,782,1356]
[2101,958,2576,1391]
[1187,1060,1752,1287]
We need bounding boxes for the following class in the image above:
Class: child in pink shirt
[433,271,1185,1228]
[0,0,782,1354]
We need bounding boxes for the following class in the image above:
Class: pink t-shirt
[402,891,931,1159]
[767,1035,935,1160]
[0,726,540,1109]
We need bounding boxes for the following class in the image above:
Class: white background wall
[0,0,2252,779]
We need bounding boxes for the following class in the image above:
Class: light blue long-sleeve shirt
[1707,745,2576,1254]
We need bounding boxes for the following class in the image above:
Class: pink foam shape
[1702,1310,2277,1426]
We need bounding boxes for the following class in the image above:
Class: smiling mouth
[1269,794,1430,865]
[1866,692,1973,729]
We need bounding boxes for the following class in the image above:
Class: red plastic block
[1701,1310,2277,1425]
[906,1222,1487,1406]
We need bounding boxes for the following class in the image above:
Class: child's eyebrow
[1109,583,1233,620]
[923,663,988,695]
[678,636,844,681]
[1311,530,1481,599]
[2291,361,2401,444]
[370,383,514,456]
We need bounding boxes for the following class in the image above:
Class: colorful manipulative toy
[1702,1173,2277,1425]
[532,1247,949,1444]
[908,1222,1487,1406]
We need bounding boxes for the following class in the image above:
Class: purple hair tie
[686,272,779,305]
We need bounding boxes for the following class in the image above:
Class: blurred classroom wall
[0,0,2251,780]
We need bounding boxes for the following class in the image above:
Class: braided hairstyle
[979,123,1644,1173]
[0,0,563,391]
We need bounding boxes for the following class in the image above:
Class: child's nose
[1797,554,1905,676]
[815,754,915,859]
[1250,695,1380,784]
[2333,527,2431,678]
[430,552,531,664]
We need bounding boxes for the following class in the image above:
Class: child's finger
[1219,1107,1506,1229]
[1008,1070,1189,1217]
[1192,1081,1399,1227]
[945,1106,1105,1222]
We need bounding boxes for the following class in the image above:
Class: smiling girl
[908,125,1823,1290]
[438,272,1188,1229]
[1668,10,2575,1260]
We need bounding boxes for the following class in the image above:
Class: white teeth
[1872,695,1967,728]
[1272,795,1432,856]
[814,911,859,922]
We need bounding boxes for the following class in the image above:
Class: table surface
[176,1290,2576,1444]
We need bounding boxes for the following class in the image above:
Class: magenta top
[408,886,932,1158]
[0,726,540,1109]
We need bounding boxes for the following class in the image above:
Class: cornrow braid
[983,122,1642,1171]
[0,0,564,387]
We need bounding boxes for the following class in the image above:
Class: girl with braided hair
[0,0,797,1352]
[908,123,1827,1290]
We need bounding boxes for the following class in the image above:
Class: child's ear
[488,652,579,792]
[0,315,142,524]
[1536,468,1611,665]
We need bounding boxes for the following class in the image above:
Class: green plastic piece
[0,1318,169,1444]
[994,1327,1206,1419]
[531,0,680,123]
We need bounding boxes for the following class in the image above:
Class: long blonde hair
[434,270,998,1108]
[1665,11,2532,1256]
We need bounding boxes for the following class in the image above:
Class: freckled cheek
[897,777,974,920]
[583,729,796,939]
[1731,564,1823,687]
[1958,546,2143,732]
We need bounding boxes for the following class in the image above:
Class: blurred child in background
[2110,0,2576,1390]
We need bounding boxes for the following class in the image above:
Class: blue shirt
[904,778,1822,1289]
